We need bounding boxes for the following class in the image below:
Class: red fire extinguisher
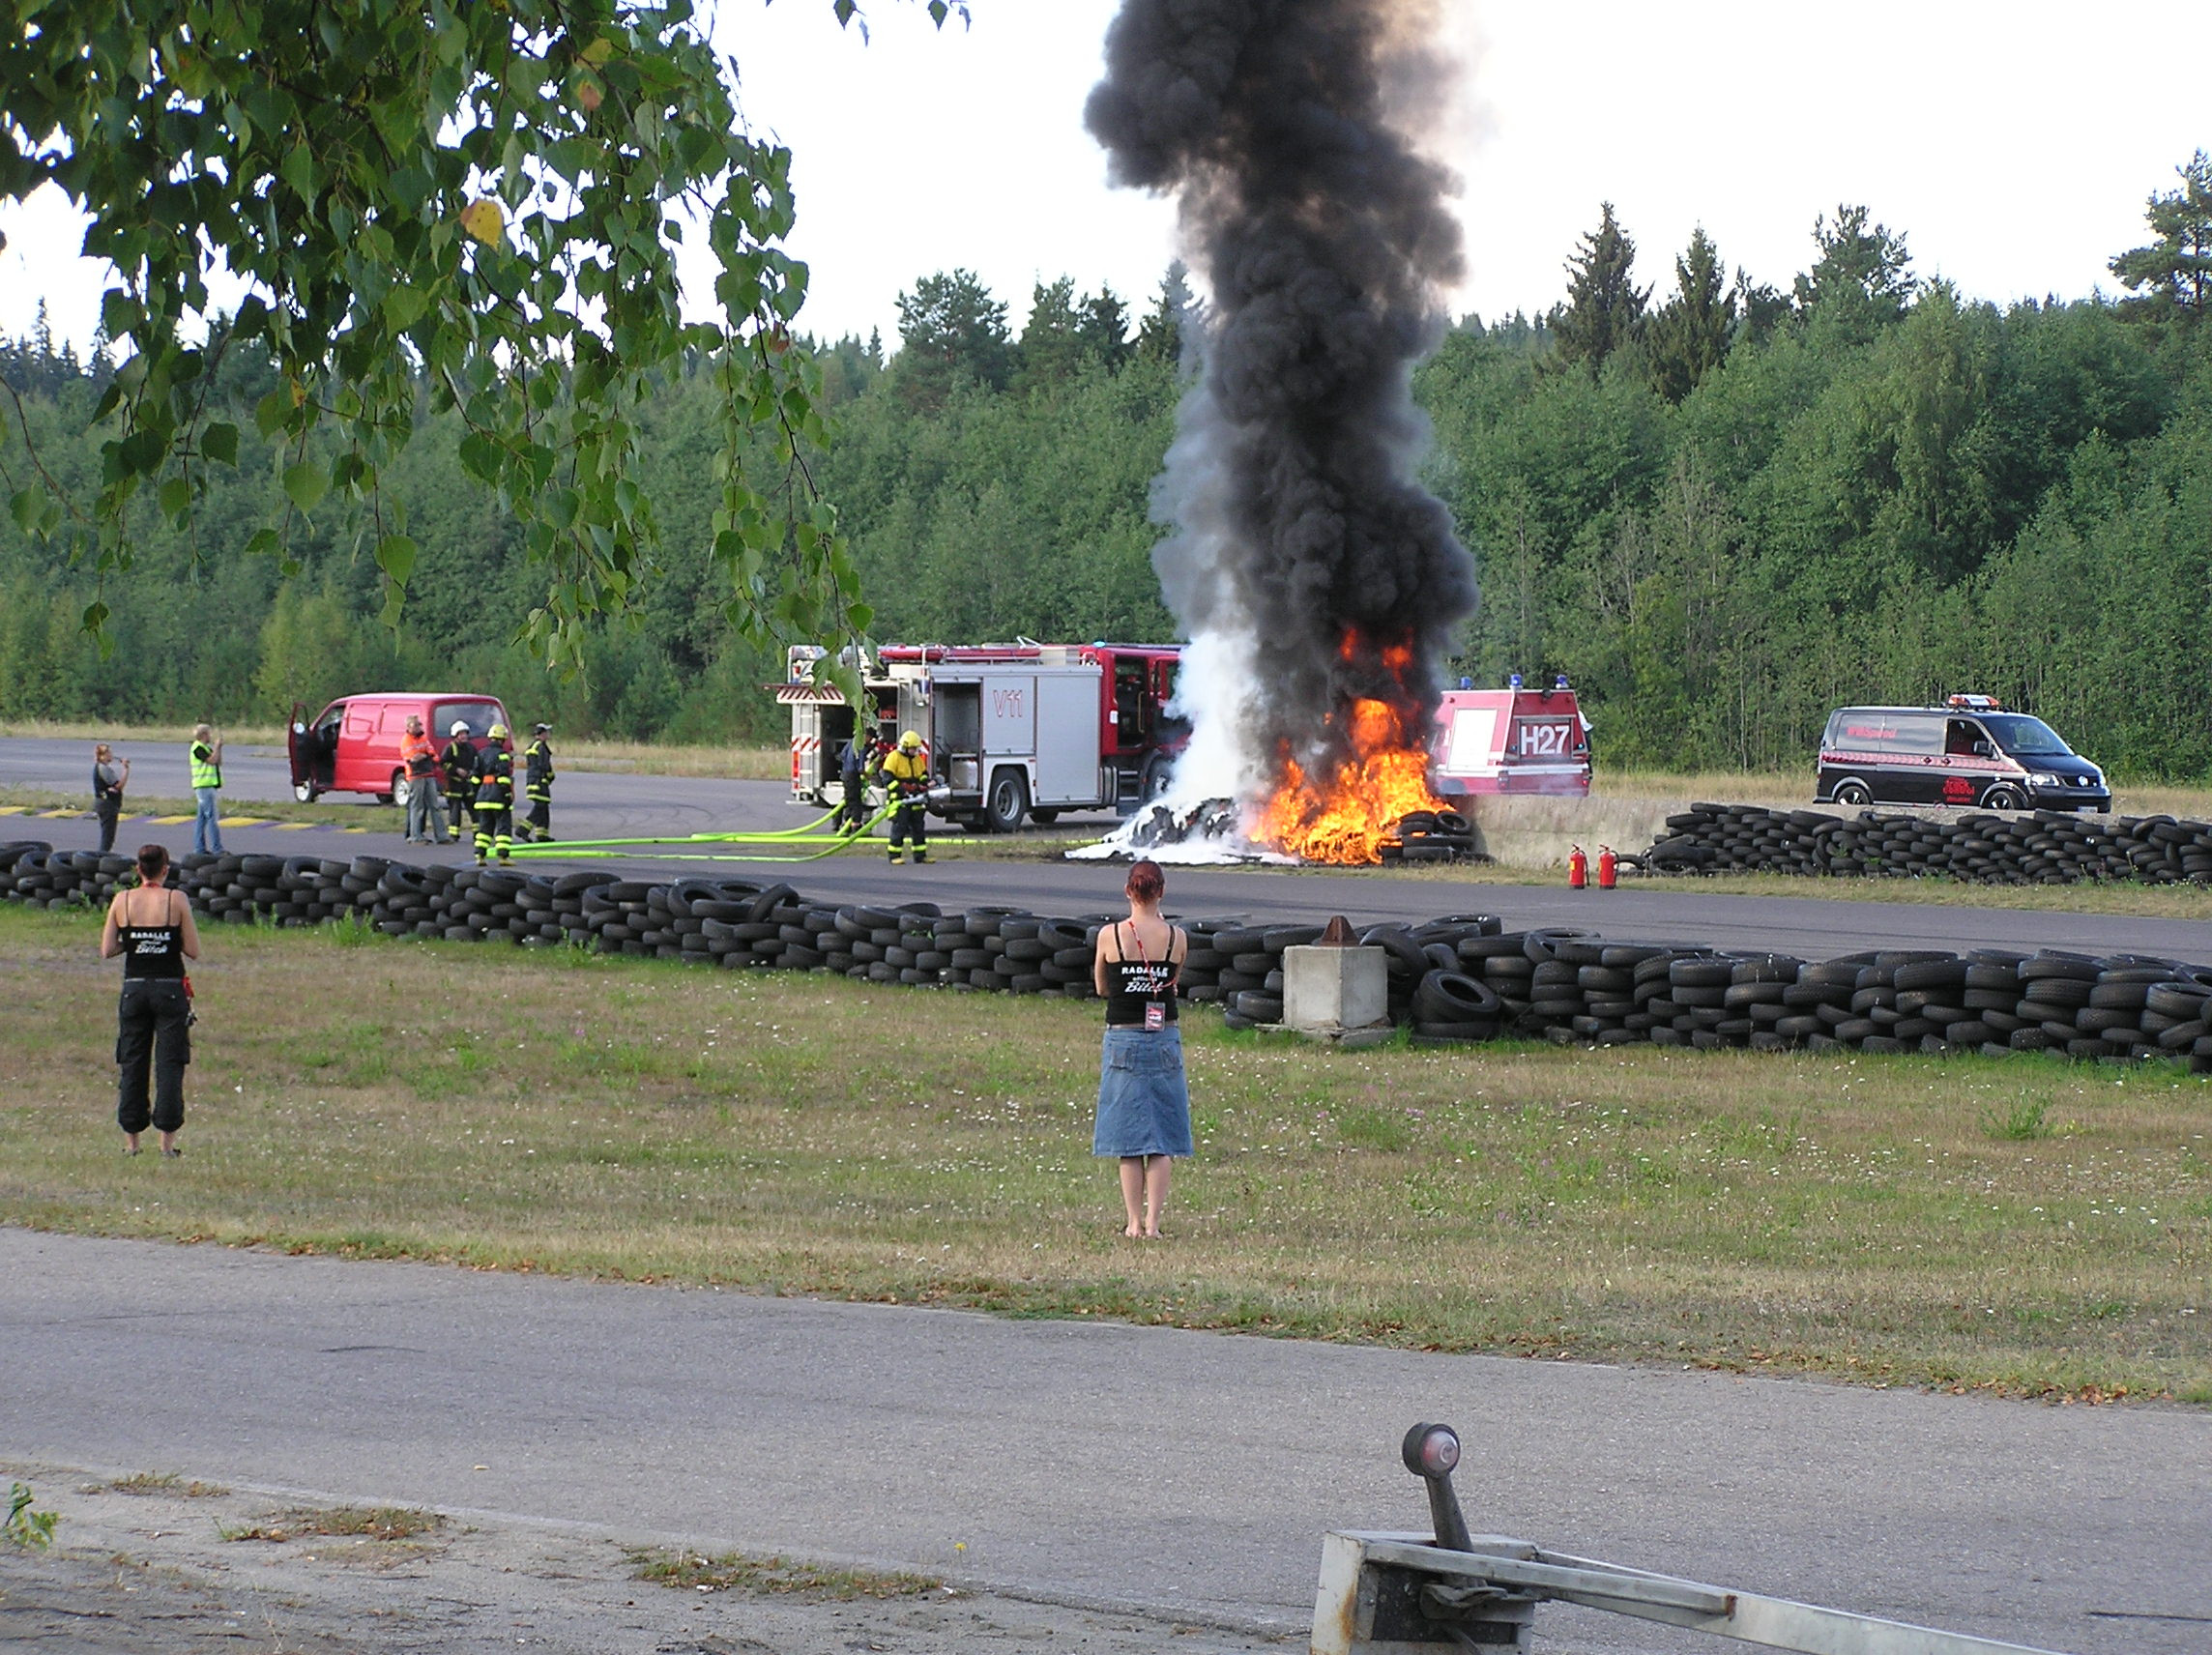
[1596,845,1617,890]
[1567,844,1587,890]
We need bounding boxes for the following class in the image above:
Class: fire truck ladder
[1314,1423,2075,1655]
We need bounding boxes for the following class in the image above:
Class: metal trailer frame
[1313,1426,2071,1655]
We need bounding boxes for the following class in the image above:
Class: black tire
[294,782,316,803]
[1832,779,1873,806]
[983,768,1030,833]
[1982,784,2025,812]
[1030,808,1061,825]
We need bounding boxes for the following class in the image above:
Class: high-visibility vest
[189,740,221,790]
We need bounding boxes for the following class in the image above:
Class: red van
[288,693,511,805]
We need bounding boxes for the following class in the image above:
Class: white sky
[3,2,2208,353]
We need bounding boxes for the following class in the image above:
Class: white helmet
[450,721,469,737]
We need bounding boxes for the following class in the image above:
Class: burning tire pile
[9,841,2212,1072]
[1640,803,2212,885]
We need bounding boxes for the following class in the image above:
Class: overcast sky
[4,2,2208,353]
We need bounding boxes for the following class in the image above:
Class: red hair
[1124,858,1165,903]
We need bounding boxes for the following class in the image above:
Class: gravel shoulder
[0,1461,1289,1655]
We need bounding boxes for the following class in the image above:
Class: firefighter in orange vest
[397,714,449,845]
[878,731,930,865]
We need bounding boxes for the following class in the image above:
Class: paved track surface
[5,1230,2206,1653]
[9,735,2212,961]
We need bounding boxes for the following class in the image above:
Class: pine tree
[1792,205,1914,339]
[1644,226,1735,402]
[2110,150,2212,326]
[892,269,1012,407]
[1550,203,1648,375]
[1078,286,1131,372]
[1135,262,1193,363]
[1015,276,1086,387]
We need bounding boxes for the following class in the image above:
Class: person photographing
[188,724,223,857]
[99,843,199,1158]
[92,742,131,855]
[1091,857,1191,1238]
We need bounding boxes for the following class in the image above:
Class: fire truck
[1428,674,1592,797]
[779,642,1184,831]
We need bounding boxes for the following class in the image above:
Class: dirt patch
[0,1461,1291,1655]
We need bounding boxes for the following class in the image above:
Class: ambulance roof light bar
[1946,693,2004,711]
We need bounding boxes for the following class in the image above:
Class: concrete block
[1283,945,1389,1033]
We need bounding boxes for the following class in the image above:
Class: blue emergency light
[1507,672,1523,689]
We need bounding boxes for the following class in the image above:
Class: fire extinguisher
[1596,845,1617,890]
[1567,844,1587,890]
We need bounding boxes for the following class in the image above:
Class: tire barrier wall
[8,840,2211,1073]
[1639,800,2212,886]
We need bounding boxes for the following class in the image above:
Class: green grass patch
[219,1506,443,1543]
[2,902,2207,1404]
[627,1547,944,1598]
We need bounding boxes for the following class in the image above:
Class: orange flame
[1255,696,1445,865]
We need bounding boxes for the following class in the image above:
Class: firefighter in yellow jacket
[878,730,930,865]
[473,724,516,866]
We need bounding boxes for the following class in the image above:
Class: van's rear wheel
[384,769,408,808]
[1832,780,1872,806]
[294,782,317,803]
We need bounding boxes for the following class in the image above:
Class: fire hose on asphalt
[498,799,897,864]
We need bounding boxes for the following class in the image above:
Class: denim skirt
[1092,1026,1193,1157]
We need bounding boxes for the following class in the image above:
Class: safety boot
[887,850,903,865]
[911,850,928,864]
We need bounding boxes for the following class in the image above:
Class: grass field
[2,904,2204,1403]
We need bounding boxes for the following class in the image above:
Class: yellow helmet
[487,722,509,740]
[899,730,922,750]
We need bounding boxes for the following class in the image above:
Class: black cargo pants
[117,978,191,1134]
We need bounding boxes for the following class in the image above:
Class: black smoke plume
[1086,0,1476,799]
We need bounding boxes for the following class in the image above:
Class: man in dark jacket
[472,724,516,866]
[441,721,478,843]
[521,723,556,842]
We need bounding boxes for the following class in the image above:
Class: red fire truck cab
[1428,676,1592,797]
[780,642,1183,831]
[288,692,511,805]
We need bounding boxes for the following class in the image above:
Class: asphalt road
[9,735,2212,961]
[4,1230,2205,1652]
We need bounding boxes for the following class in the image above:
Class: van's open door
[287,702,308,793]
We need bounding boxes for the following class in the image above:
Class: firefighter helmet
[450,721,469,737]
[488,722,509,740]
[899,730,922,750]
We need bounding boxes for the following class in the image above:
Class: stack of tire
[1,844,133,905]
[1640,802,2212,886]
[1380,809,1479,863]
[10,839,2212,1070]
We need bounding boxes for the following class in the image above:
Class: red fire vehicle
[288,691,510,805]
[780,642,1183,830]
[1428,675,1592,797]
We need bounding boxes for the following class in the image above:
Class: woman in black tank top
[99,843,200,1156]
[1090,858,1192,1237]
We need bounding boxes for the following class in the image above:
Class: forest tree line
[2,152,2209,775]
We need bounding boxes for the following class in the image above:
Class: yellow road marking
[272,821,318,830]
[217,817,270,828]
[0,805,26,815]
[150,814,196,825]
